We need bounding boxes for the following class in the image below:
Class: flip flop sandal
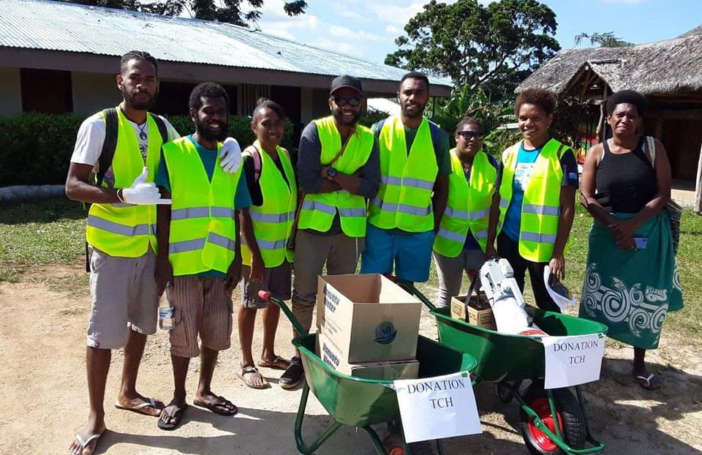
[237,366,271,390]
[258,356,290,371]
[157,404,188,431]
[72,432,102,455]
[635,373,661,390]
[115,397,160,416]
[193,396,239,416]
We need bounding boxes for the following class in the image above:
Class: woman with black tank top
[579,90,683,391]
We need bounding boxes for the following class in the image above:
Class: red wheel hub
[528,397,563,452]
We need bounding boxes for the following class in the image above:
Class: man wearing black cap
[280,75,380,388]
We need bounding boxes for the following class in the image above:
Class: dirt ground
[0,265,700,455]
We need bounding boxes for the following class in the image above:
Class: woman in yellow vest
[486,89,579,312]
[237,100,297,389]
[433,118,499,308]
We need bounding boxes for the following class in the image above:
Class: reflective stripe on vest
[171,206,236,220]
[163,137,242,276]
[170,232,236,254]
[86,106,162,257]
[372,198,431,217]
[369,116,439,233]
[241,142,298,268]
[297,116,373,237]
[497,139,571,262]
[88,216,155,237]
[433,150,497,257]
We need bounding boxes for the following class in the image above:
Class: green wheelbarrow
[259,290,478,455]
[396,282,608,455]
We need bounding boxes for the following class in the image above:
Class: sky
[249,0,702,65]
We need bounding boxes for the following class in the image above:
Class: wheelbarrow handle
[386,275,438,312]
[257,290,308,336]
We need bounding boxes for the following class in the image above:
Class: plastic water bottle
[159,304,175,331]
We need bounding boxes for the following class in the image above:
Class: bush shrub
[0,113,295,187]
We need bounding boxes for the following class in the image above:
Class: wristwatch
[327,167,338,178]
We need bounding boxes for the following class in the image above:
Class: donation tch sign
[542,334,606,389]
[395,372,482,443]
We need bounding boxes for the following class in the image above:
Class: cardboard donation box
[450,293,497,330]
[317,333,420,380]
[316,274,422,363]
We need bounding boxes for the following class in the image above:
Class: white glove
[218,137,242,174]
[121,167,171,205]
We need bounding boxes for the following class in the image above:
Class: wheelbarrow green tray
[292,334,477,454]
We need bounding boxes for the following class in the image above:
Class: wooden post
[597,85,609,143]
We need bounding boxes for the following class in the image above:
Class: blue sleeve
[235,173,252,209]
[560,149,579,189]
[155,148,170,192]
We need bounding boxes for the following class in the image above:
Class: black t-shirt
[243,149,289,207]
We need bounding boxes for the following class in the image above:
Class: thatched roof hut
[517,26,702,181]
[518,29,702,102]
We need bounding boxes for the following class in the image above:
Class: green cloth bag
[579,212,683,349]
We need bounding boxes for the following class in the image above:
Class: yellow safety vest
[497,139,571,262]
[297,116,373,238]
[241,141,297,268]
[163,137,242,276]
[86,107,161,257]
[368,116,438,232]
[433,150,497,256]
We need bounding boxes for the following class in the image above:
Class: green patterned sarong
[579,212,683,349]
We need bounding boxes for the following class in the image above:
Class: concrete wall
[0,67,22,114]
[71,72,121,115]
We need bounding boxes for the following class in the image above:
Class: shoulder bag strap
[96,108,118,187]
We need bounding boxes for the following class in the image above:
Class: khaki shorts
[167,276,233,358]
[86,248,159,350]
[242,261,292,309]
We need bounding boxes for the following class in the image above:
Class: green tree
[574,32,633,48]
[52,0,307,27]
[385,0,560,92]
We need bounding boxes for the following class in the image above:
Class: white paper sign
[543,334,606,389]
[394,372,482,443]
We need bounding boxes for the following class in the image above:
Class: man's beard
[401,101,426,119]
[196,118,228,142]
[122,87,157,111]
[332,109,360,127]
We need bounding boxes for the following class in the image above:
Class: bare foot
[258,355,290,370]
[193,392,238,416]
[633,368,662,390]
[158,398,188,431]
[69,419,106,455]
[116,392,163,417]
[238,365,270,389]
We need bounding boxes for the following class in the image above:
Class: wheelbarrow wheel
[519,385,586,455]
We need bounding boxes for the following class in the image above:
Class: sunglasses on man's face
[457,131,483,140]
[333,96,362,107]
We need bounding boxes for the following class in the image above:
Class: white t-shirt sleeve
[159,116,181,141]
[70,113,106,171]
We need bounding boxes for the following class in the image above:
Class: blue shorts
[360,224,435,283]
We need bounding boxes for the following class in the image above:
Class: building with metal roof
[0,0,452,127]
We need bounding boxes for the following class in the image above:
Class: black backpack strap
[152,114,169,145]
[96,108,118,187]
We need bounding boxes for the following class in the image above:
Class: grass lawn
[1,197,700,343]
